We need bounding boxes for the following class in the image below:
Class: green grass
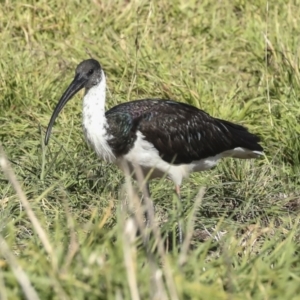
[1,0,300,299]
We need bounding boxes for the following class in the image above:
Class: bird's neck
[83,70,107,119]
[82,71,115,162]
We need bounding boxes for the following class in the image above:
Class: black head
[44,59,102,145]
[75,59,102,89]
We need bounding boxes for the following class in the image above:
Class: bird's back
[105,99,263,165]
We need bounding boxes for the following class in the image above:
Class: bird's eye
[87,69,94,76]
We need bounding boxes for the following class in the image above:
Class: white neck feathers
[82,70,115,162]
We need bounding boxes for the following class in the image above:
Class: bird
[44,58,264,244]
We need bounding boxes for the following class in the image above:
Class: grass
[1,0,300,299]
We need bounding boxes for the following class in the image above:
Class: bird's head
[44,59,102,145]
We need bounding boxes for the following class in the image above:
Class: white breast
[116,131,190,185]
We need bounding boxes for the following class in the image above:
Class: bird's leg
[175,185,184,245]
[143,183,155,228]
[140,182,155,245]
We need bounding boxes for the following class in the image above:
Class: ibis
[45,59,264,244]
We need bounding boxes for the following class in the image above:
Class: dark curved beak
[44,74,86,145]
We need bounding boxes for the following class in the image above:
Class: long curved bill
[44,74,86,145]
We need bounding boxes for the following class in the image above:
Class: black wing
[106,99,263,164]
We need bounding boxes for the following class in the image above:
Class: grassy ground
[1,0,300,299]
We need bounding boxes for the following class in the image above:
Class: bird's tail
[217,119,264,159]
